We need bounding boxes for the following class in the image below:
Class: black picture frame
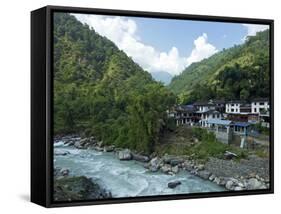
[31,5,274,208]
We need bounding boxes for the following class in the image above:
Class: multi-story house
[251,98,270,127]
[225,100,246,114]
[251,98,270,114]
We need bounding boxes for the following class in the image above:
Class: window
[260,102,264,105]
[231,109,234,112]
[254,108,256,112]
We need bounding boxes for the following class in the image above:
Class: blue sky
[74,13,269,76]
[134,17,245,55]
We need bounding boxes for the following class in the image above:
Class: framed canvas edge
[34,5,274,208]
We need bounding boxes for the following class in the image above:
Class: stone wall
[214,130,232,144]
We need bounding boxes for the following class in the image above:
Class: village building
[226,100,260,124]
[173,105,198,126]
[251,98,270,114]
[251,98,270,127]
[206,118,233,144]
[170,97,269,144]
[193,101,215,112]
[232,121,252,135]
[225,100,246,114]
[198,110,222,127]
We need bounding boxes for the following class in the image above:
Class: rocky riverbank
[182,156,270,191]
[55,135,270,191]
[53,166,112,201]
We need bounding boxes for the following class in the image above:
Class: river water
[54,142,225,198]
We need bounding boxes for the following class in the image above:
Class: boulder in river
[197,170,211,180]
[171,165,179,174]
[65,140,75,146]
[54,150,70,156]
[234,186,244,191]
[103,145,115,152]
[60,168,70,176]
[245,178,267,190]
[161,164,172,174]
[149,157,162,172]
[118,149,132,160]
[225,180,234,190]
[97,141,104,147]
[74,141,84,149]
[196,164,205,171]
[182,160,194,171]
[132,153,150,162]
[54,167,70,177]
[214,177,221,185]
[168,180,181,188]
[209,174,216,181]
[163,155,184,166]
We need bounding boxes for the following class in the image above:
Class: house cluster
[168,98,270,139]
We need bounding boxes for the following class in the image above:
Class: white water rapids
[54,141,225,198]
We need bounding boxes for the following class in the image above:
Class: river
[54,142,225,198]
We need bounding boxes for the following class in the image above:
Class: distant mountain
[151,71,173,85]
[168,30,270,104]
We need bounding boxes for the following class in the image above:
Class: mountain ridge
[168,29,269,104]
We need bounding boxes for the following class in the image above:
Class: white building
[225,101,245,114]
[194,101,215,113]
[199,110,222,127]
[251,98,269,115]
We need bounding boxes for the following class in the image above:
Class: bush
[253,123,270,135]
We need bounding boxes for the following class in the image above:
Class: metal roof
[207,119,232,126]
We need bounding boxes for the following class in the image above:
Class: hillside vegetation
[53,13,176,153]
[169,30,270,104]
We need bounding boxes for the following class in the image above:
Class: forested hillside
[169,30,270,104]
[53,13,176,153]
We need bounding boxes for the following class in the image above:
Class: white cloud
[186,33,218,66]
[242,24,269,36]
[73,14,217,76]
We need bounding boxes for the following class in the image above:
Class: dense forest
[169,30,270,104]
[53,13,176,153]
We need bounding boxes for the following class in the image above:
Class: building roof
[233,122,251,127]
[207,119,232,126]
[176,105,196,113]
